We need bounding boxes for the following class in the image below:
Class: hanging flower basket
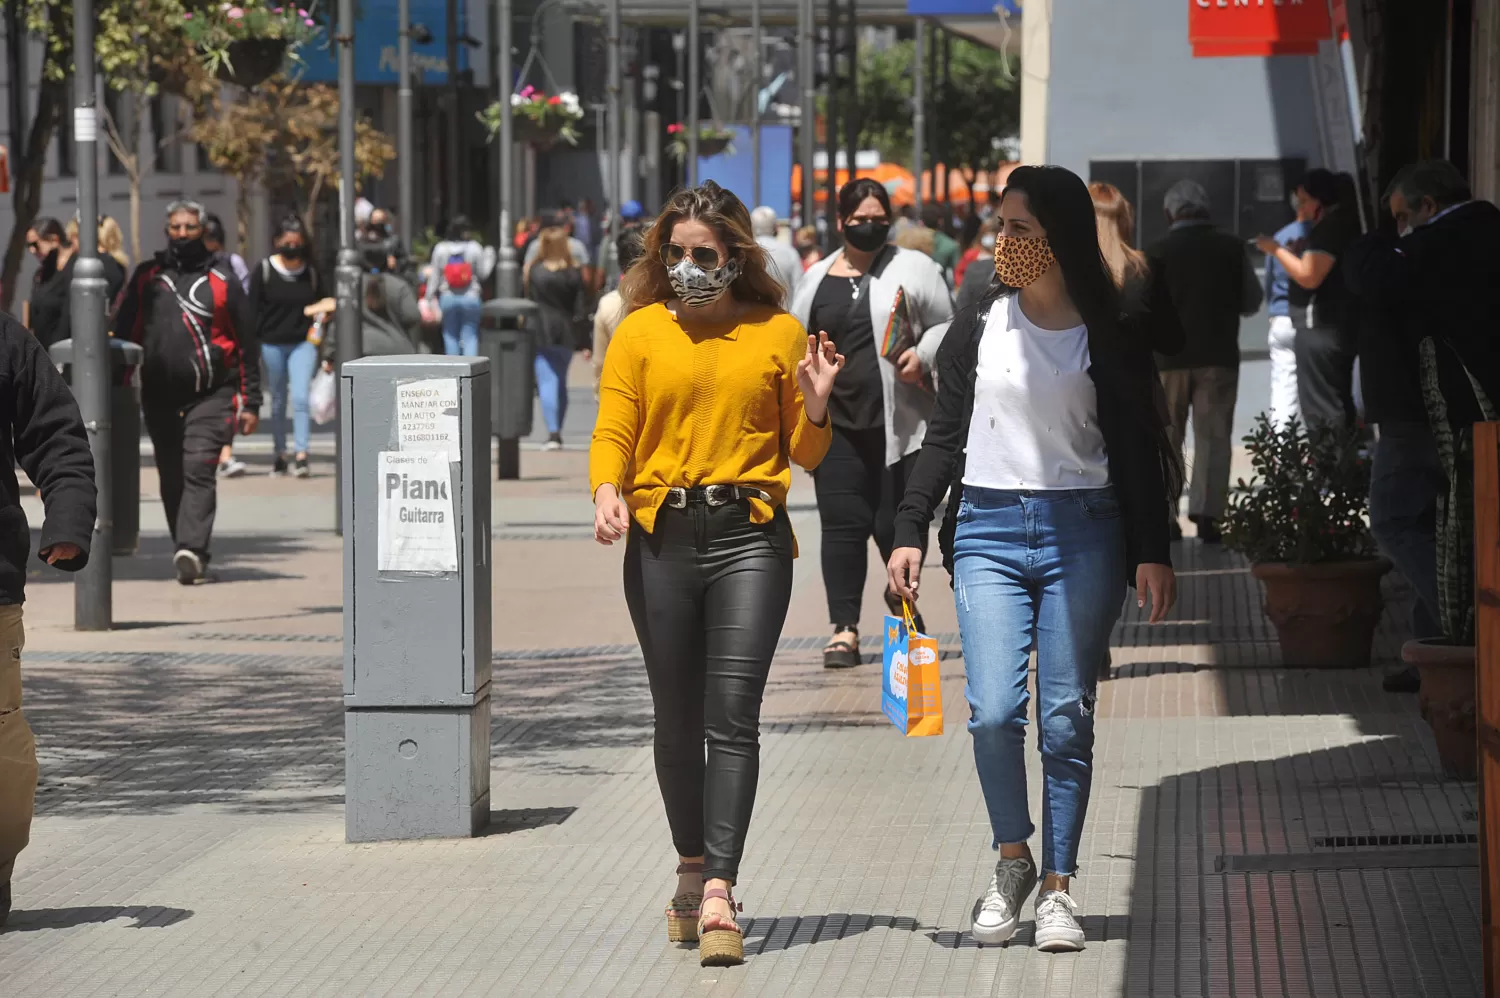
[666,123,737,162]
[181,2,321,87]
[478,88,584,151]
[216,38,289,86]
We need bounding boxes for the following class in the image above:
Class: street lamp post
[912,16,925,217]
[398,0,414,247]
[70,0,111,630]
[334,0,363,535]
[799,0,816,229]
[751,0,762,209]
[607,0,622,233]
[687,0,699,183]
[495,0,517,298]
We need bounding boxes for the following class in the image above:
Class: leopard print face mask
[993,234,1056,288]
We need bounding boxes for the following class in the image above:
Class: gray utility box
[49,337,145,555]
[340,355,493,842]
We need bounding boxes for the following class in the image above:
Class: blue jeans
[261,340,319,456]
[953,486,1126,877]
[439,293,482,356]
[1370,421,1443,639]
[534,344,572,435]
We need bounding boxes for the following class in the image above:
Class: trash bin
[480,298,541,480]
[49,337,144,555]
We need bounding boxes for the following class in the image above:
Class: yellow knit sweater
[589,302,832,539]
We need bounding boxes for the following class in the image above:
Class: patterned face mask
[667,256,741,308]
[993,234,1056,289]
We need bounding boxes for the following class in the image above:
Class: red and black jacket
[113,250,261,410]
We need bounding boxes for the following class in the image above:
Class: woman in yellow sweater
[591,182,842,967]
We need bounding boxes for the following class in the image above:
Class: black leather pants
[623,500,794,885]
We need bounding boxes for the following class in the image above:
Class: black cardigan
[891,291,1174,586]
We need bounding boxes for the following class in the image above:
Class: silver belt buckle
[666,487,688,509]
[705,485,733,507]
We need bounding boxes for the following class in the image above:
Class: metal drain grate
[1313,833,1479,848]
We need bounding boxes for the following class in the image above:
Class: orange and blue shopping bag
[881,599,943,736]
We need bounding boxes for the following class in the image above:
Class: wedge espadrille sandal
[665,861,703,943]
[697,887,744,967]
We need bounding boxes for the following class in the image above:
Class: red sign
[1189,0,1334,58]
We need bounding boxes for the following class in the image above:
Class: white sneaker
[970,856,1037,944]
[173,548,204,586]
[541,438,563,452]
[217,459,247,478]
[1034,889,1086,952]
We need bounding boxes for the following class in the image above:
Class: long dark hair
[996,165,1183,498]
[837,177,892,221]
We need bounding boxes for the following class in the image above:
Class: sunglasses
[660,243,725,270]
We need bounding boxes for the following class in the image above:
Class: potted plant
[1402,336,1495,779]
[666,123,737,161]
[478,88,584,151]
[1221,414,1390,668]
[180,2,322,88]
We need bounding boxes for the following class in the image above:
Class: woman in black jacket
[886,166,1179,953]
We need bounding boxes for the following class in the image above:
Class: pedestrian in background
[1346,159,1500,692]
[23,217,67,341]
[592,225,645,395]
[98,215,130,271]
[1255,169,1360,433]
[35,216,130,354]
[954,210,985,287]
[751,205,803,306]
[249,216,326,479]
[920,201,962,280]
[322,242,422,361]
[524,226,587,451]
[789,178,954,668]
[591,181,841,968]
[794,225,821,270]
[1089,183,1184,357]
[956,217,1000,313]
[425,215,496,357]
[1150,180,1263,543]
[0,307,96,931]
[113,200,259,585]
[889,165,1179,953]
[1261,186,1318,428]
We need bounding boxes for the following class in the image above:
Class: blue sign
[696,125,795,221]
[907,0,1020,14]
[296,0,470,84]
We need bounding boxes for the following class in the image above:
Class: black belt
[664,485,773,509]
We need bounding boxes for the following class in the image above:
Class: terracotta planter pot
[217,38,289,88]
[1250,559,1391,668]
[1403,638,1477,779]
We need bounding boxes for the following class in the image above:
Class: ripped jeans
[952,485,1126,877]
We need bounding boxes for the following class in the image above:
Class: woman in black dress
[524,226,587,451]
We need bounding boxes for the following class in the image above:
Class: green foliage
[854,37,1018,174]
[1220,414,1375,565]
[179,0,322,78]
[1419,336,1497,645]
[478,87,584,147]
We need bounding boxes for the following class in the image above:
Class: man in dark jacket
[1346,160,1500,691]
[0,308,97,928]
[113,199,259,584]
[1148,180,1264,542]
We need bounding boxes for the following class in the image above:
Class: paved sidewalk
[0,434,1481,996]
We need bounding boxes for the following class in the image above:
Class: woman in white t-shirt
[887,166,1180,954]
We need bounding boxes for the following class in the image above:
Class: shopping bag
[309,368,338,426]
[882,599,944,737]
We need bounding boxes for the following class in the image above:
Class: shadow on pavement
[1,906,194,932]
[482,807,576,836]
[741,913,927,953]
[25,530,316,585]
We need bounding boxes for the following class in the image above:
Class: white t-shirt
[963,295,1110,490]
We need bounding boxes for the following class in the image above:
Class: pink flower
[227,7,244,18]
[183,11,193,18]
[304,17,314,24]
[667,123,682,134]
[298,8,307,14]
[274,7,283,11]
[547,95,562,105]
[519,85,535,98]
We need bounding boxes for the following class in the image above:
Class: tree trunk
[236,183,251,253]
[1,81,64,312]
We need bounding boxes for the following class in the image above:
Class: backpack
[443,251,473,292]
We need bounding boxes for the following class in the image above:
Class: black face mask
[168,237,210,270]
[277,244,305,261]
[843,220,891,253]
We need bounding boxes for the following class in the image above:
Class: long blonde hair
[619,181,786,313]
[524,226,575,286]
[1087,182,1147,288]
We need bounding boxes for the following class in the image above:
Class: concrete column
[1473,0,1500,203]
[1019,0,1052,166]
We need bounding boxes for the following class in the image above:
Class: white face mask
[667,257,740,308]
